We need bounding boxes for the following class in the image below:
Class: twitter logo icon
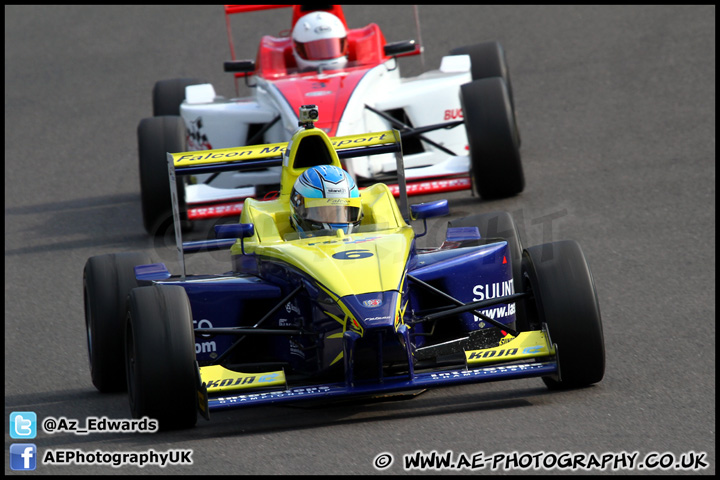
[10,412,37,439]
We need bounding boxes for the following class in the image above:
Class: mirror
[410,199,449,220]
[215,223,254,239]
[224,60,256,73]
[384,40,417,57]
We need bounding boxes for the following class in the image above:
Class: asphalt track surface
[5,5,715,475]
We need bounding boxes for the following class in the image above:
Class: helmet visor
[304,197,361,224]
[295,37,348,61]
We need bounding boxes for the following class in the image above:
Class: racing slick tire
[125,285,198,430]
[520,240,605,389]
[83,252,152,393]
[461,77,524,199]
[450,41,515,114]
[450,41,520,146]
[448,211,528,330]
[152,78,207,117]
[138,115,191,236]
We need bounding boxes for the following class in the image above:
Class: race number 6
[332,249,373,260]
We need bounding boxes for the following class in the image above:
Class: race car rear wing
[167,129,406,278]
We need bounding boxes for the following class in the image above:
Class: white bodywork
[180,55,473,206]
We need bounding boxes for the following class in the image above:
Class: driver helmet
[292,11,348,71]
[290,165,362,234]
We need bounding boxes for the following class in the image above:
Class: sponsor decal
[215,385,332,404]
[306,90,332,97]
[472,303,516,322]
[187,117,212,150]
[196,341,217,355]
[193,319,217,355]
[385,177,472,197]
[194,319,213,337]
[205,372,283,390]
[472,280,516,322]
[307,236,379,246]
[176,132,393,165]
[188,203,244,220]
[498,334,515,346]
[522,345,544,355]
[444,108,463,121]
[260,145,284,155]
[362,298,383,308]
[472,280,514,302]
[285,302,301,315]
[176,149,259,163]
[331,133,388,149]
[467,348,518,360]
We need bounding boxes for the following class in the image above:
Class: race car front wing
[196,328,559,416]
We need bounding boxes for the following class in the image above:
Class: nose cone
[342,290,401,329]
[268,230,413,299]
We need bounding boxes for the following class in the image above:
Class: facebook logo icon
[10,444,37,471]
[10,411,37,439]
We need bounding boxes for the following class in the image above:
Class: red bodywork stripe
[271,68,368,137]
[386,176,472,197]
[188,203,245,220]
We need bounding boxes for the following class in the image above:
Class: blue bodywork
[138,225,552,412]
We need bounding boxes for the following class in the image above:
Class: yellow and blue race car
[84,106,603,430]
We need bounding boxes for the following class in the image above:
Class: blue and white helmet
[290,165,362,234]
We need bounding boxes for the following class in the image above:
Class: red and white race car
[137,5,523,234]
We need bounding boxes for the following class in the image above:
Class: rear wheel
[125,285,198,430]
[521,240,605,389]
[461,77,524,199]
[153,78,207,117]
[137,115,190,236]
[83,252,152,392]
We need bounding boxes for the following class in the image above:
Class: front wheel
[461,77,524,199]
[125,285,198,430]
[450,41,515,115]
[521,240,605,389]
